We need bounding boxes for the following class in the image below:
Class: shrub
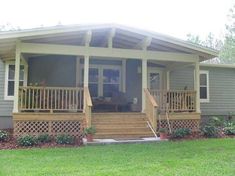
[201,125,219,138]
[224,126,235,135]
[0,130,9,142]
[55,134,75,144]
[208,116,224,127]
[37,134,51,143]
[17,135,38,146]
[159,128,168,133]
[84,126,96,136]
[201,116,224,138]
[223,121,235,135]
[171,128,191,138]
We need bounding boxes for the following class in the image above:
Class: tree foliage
[219,5,235,64]
[187,5,235,64]
[0,23,21,32]
[187,33,223,63]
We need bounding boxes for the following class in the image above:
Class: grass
[0,139,235,176]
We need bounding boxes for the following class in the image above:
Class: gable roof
[0,23,218,60]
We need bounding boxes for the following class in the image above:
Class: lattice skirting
[14,120,84,142]
[157,119,200,132]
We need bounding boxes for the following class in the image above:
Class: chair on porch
[93,91,130,112]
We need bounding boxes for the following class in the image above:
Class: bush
[84,126,96,136]
[37,134,51,143]
[159,128,168,133]
[0,130,9,142]
[55,134,75,144]
[201,116,224,138]
[201,125,219,138]
[208,116,224,127]
[17,135,38,146]
[223,121,235,135]
[171,128,191,138]
[224,126,235,135]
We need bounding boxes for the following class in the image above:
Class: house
[0,24,229,139]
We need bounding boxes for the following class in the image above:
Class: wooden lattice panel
[14,121,49,136]
[157,119,200,132]
[51,121,82,136]
[14,120,84,143]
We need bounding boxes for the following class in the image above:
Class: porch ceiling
[0,24,218,61]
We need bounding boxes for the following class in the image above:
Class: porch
[6,25,208,139]
[13,84,200,139]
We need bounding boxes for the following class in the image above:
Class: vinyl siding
[126,59,142,110]
[200,66,235,116]
[0,116,13,129]
[28,55,77,87]
[171,65,235,116]
[170,66,194,90]
[0,59,13,117]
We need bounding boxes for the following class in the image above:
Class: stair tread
[94,134,154,139]
[95,131,153,135]
[91,112,153,139]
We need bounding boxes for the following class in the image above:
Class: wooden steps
[92,113,154,139]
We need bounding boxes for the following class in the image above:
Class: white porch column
[194,61,200,113]
[84,55,89,87]
[142,59,147,112]
[76,57,80,87]
[13,41,21,113]
[166,71,170,90]
[83,55,89,113]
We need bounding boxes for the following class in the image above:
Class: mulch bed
[169,131,235,141]
[1,129,235,150]
[0,129,82,150]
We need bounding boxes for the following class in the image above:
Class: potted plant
[84,126,96,142]
[159,128,168,140]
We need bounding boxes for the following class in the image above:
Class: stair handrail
[144,88,158,131]
[84,86,93,127]
[147,121,158,138]
[165,104,172,134]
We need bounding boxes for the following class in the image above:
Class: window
[200,70,209,102]
[81,65,122,98]
[81,68,99,97]
[5,62,26,100]
[103,69,120,97]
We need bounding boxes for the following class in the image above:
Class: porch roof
[0,24,218,61]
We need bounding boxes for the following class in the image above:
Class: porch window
[200,71,209,102]
[4,63,26,100]
[81,68,99,97]
[103,69,120,97]
[88,68,99,97]
[81,65,122,98]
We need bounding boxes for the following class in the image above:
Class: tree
[0,23,21,32]
[219,5,235,64]
[187,33,223,63]
[187,5,235,64]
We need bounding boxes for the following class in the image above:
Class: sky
[0,0,234,40]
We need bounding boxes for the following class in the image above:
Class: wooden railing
[144,89,158,131]
[84,87,93,127]
[150,90,196,112]
[19,86,84,112]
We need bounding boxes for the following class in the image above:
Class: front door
[147,68,162,90]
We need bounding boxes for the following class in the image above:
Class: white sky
[0,0,234,40]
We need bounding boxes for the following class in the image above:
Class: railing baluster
[54,89,57,109]
[62,89,64,110]
[149,89,197,113]
[18,86,85,112]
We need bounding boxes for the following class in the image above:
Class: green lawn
[0,139,235,176]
